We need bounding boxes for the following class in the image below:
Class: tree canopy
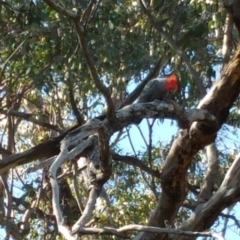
[0,0,240,239]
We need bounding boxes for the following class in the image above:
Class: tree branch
[112,152,161,178]
[74,224,226,240]
[73,20,115,122]
[48,137,95,239]
[2,109,63,133]
[67,78,85,125]
[0,101,218,174]
[221,11,233,66]
[72,187,100,234]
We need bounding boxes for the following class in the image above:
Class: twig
[73,163,84,213]
[126,128,137,157]
[4,109,63,133]
[81,0,96,25]
[110,129,125,148]
[43,0,76,18]
[220,212,240,229]
[136,124,148,147]
[112,152,161,178]
[0,38,28,79]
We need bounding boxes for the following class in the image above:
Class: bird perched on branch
[137,73,180,103]
[134,73,180,124]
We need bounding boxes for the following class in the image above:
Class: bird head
[164,73,180,92]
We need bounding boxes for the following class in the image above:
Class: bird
[134,73,180,124]
[137,73,180,103]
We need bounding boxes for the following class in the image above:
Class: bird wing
[137,79,166,103]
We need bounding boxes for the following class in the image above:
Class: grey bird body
[133,76,179,124]
[137,78,168,103]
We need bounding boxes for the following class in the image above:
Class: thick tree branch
[220,153,240,188]
[223,0,240,36]
[97,126,111,175]
[115,101,217,132]
[0,102,217,174]
[198,47,240,124]
[76,156,110,213]
[72,137,107,233]
[49,139,69,233]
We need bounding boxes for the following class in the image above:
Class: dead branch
[71,187,100,234]
[49,139,69,227]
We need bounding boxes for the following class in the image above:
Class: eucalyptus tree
[0,0,240,239]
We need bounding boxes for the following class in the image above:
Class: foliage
[0,0,240,239]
